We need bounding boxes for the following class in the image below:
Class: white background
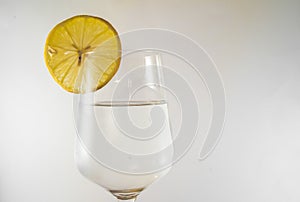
[1,0,300,202]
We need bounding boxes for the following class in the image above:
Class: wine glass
[73,50,174,202]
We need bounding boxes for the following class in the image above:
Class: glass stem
[118,198,136,202]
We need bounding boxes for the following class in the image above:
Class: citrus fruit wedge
[44,15,121,93]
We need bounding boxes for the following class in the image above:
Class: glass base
[110,188,144,200]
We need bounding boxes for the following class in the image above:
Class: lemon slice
[44,15,121,93]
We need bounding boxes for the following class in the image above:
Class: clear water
[75,101,173,194]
